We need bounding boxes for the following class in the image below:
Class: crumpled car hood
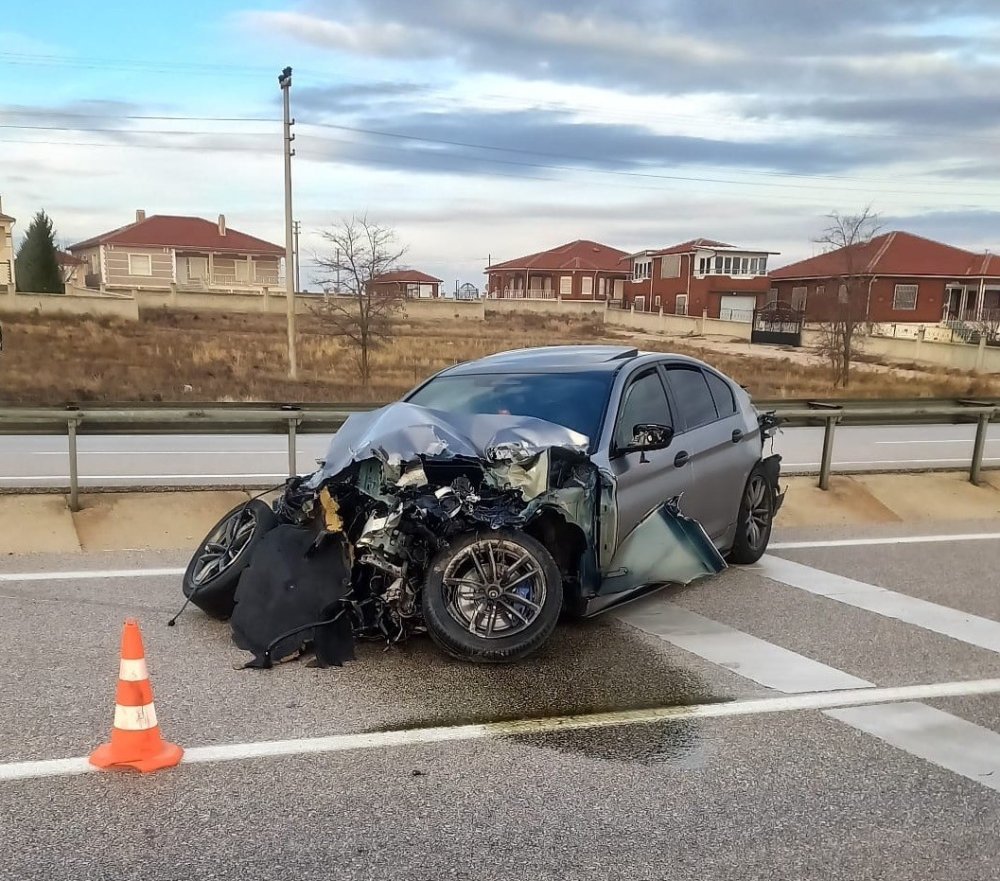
[308,402,590,487]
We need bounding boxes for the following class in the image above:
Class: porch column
[977,278,986,321]
[208,253,215,287]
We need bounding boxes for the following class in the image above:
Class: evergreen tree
[15,210,63,293]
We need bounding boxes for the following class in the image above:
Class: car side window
[705,371,737,418]
[614,370,672,449]
[665,367,719,430]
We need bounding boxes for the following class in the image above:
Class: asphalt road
[2,522,1000,879]
[1,421,998,488]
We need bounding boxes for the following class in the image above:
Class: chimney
[218,214,226,236]
[136,209,146,223]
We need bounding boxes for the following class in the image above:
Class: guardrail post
[970,412,991,486]
[287,416,298,477]
[818,415,840,491]
[67,416,81,512]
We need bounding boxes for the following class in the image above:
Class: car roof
[437,345,711,376]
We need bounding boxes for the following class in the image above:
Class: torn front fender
[586,499,727,614]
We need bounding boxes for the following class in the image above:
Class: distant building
[370,269,443,298]
[68,210,284,293]
[55,249,86,287]
[622,238,778,320]
[485,239,628,301]
[769,231,1000,324]
[0,196,15,292]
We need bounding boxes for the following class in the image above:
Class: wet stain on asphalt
[360,616,728,766]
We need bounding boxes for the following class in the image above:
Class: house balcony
[181,272,283,292]
[491,288,559,300]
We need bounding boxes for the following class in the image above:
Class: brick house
[485,240,629,300]
[371,269,443,298]
[768,231,1000,325]
[0,197,15,292]
[68,211,284,293]
[622,238,777,319]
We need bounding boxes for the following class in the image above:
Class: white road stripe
[33,451,290,457]
[770,533,1000,550]
[875,439,999,446]
[615,601,872,692]
[0,474,286,482]
[782,458,1000,467]
[826,702,1000,794]
[3,678,1000,783]
[0,568,184,582]
[756,555,1000,654]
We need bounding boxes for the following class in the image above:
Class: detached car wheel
[727,464,775,565]
[183,499,278,619]
[422,529,563,663]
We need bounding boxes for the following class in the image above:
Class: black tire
[183,499,278,619]
[727,463,775,565]
[421,528,563,663]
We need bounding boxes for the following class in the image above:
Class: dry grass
[1,307,997,405]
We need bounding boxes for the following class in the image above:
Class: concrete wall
[404,298,485,320]
[802,327,1000,373]
[0,285,139,321]
[605,306,752,339]
[486,297,606,318]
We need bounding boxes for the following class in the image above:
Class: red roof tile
[487,240,629,273]
[55,249,85,266]
[68,214,284,256]
[373,269,443,284]
[770,231,997,279]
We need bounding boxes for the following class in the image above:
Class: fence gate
[751,302,804,346]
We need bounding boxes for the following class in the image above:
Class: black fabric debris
[230,525,353,667]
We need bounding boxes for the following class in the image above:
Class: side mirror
[618,423,674,456]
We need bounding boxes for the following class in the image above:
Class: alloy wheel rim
[745,476,771,549]
[193,508,257,585]
[442,539,546,639]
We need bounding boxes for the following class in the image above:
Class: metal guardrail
[0,399,997,510]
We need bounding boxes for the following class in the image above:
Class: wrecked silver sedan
[181,346,782,666]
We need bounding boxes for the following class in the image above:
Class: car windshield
[406,371,614,441]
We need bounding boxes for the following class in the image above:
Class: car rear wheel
[183,499,278,619]
[421,529,563,663]
[727,465,774,565]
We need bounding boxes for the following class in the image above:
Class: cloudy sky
[3,0,1000,288]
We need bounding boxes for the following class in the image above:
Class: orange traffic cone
[89,619,183,773]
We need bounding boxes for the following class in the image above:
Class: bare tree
[312,216,407,385]
[813,207,882,388]
[974,308,1000,345]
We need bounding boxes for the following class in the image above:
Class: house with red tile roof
[485,240,629,301]
[55,249,86,287]
[68,211,284,293]
[371,269,444,299]
[769,231,1000,325]
[622,238,779,319]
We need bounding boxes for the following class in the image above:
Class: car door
[661,364,749,542]
[605,366,692,548]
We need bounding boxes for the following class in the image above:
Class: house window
[559,275,572,296]
[128,253,152,276]
[598,277,606,298]
[406,283,419,297]
[697,257,711,275]
[653,295,661,309]
[581,276,594,296]
[634,295,646,312]
[767,288,778,305]
[187,256,208,280]
[660,255,681,278]
[676,294,689,315]
[838,284,849,303]
[723,256,733,274]
[893,284,918,310]
[815,284,825,299]
[791,286,808,310]
[632,259,651,281]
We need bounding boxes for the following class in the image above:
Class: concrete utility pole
[279,66,298,380]
[292,219,301,293]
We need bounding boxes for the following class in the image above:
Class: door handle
[674,450,689,468]
[732,429,743,443]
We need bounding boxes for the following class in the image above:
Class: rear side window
[665,367,718,430]
[705,371,737,417]
[614,370,672,448]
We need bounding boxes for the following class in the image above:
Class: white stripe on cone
[113,702,158,731]
[118,658,149,682]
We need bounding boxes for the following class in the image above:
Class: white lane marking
[783,458,1000,467]
[3,678,1000,783]
[615,600,872,693]
[826,702,1000,794]
[0,568,184,582]
[875,439,998,446]
[770,533,1000,550]
[756,555,1000,654]
[0,474,286,482]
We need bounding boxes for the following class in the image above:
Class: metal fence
[0,398,996,510]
